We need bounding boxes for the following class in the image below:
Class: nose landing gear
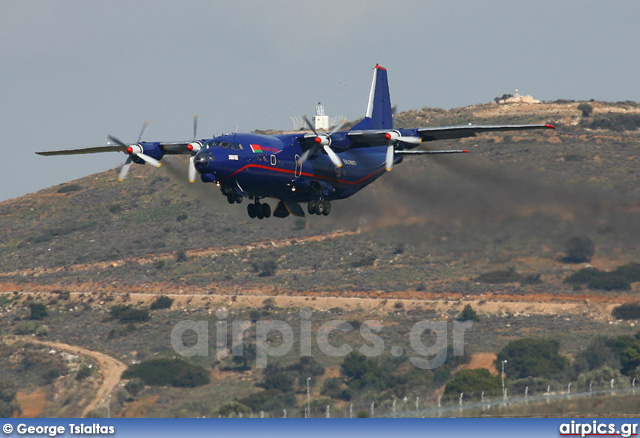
[308,199,331,216]
[247,198,271,219]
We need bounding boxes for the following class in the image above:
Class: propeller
[301,115,345,168]
[112,122,162,181]
[384,130,422,171]
[187,115,201,183]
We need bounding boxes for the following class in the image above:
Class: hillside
[2,100,640,418]
[2,100,640,295]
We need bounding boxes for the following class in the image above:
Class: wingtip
[545,124,556,129]
[462,150,470,153]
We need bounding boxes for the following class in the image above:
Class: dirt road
[5,336,126,417]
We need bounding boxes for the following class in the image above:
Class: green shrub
[565,267,632,291]
[349,254,377,268]
[607,334,640,375]
[496,338,569,380]
[475,267,522,284]
[612,303,640,320]
[150,295,174,310]
[341,351,392,392]
[76,365,93,381]
[444,368,501,401]
[564,267,601,284]
[53,290,71,300]
[125,378,145,397]
[577,103,593,117]
[238,389,296,413]
[583,113,640,131]
[29,302,49,320]
[260,372,294,392]
[251,259,278,277]
[175,250,188,263]
[14,321,46,336]
[56,183,82,193]
[457,304,480,322]
[0,380,20,418]
[110,305,150,323]
[562,235,595,263]
[122,358,210,387]
[217,401,252,417]
[613,263,640,283]
[588,272,631,291]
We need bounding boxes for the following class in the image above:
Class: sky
[2,0,639,202]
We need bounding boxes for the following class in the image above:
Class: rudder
[351,64,393,130]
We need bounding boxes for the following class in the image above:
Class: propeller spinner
[384,130,421,171]
[301,115,345,168]
[111,122,161,181]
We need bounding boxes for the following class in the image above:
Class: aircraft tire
[322,201,331,216]
[227,194,235,204]
[247,204,257,218]
[316,201,325,215]
[262,203,271,218]
[308,200,317,215]
[235,195,243,204]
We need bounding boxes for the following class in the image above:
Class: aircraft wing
[36,145,126,156]
[36,142,193,156]
[347,123,555,148]
[416,123,555,142]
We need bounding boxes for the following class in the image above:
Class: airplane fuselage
[192,132,400,204]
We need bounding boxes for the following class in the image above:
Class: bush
[573,337,620,373]
[612,303,640,320]
[564,266,633,291]
[607,334,640,375]
[251,259,278,277]
[583,113,640,131]
[217,401,252,417]
[76,365,93,381]
[14,321,47,336]
[0,380,20,418]
[260,372,294,392]
[110,305,150,323]
[496,338,569,380]
[577,103,593,117]
[125,378,145,397]
[150,295,174,310]
[122,358,210,387]
[475,268,522,284]
[341,351,392,392]
[562,235,595,263]
[613,263,640,283]
[238,389,296,413]
[29,302,49,320]
[175,250,188,263]
[457,304,480,322]
[56,183,82,194]
[588,272,631,291]
[564,267,601,285]
[444,368,501,401]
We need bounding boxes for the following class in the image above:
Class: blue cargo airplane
[37,65,555,219]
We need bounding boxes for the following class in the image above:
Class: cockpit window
[206,141,243,150]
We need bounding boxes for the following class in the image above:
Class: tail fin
[350,64,393,130]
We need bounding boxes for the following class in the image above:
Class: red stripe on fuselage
[219,164,384,186]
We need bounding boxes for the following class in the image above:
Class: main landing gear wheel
[227,194,243,204]
[307,200,331,216]
[247,201,270,220]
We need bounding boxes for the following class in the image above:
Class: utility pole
[501,360,508,400]
[306,377,311,418]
